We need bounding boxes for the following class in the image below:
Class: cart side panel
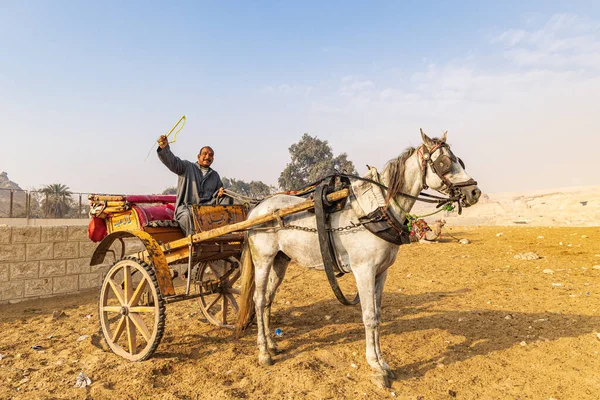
[192,205,247,232]
[143,227,185,244]
[107,210,142,233]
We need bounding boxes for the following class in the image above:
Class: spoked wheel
[196,258,242,329]
[99,257,165,361]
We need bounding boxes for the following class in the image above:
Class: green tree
[278,133,357,190]
[222,177,275,198]
[40,183,73,218]
[162,186,177,195]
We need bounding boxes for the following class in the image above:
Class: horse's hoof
[258,353,273,366]
[386,369,397,380]
[370,374,391,388]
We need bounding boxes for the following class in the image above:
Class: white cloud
[339,75,375,96]
[494,13,600,70]
[259,83,315,96]
[494,29,527,46]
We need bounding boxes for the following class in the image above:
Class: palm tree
[40,183,73,218]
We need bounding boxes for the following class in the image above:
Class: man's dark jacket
[157,145,223,211]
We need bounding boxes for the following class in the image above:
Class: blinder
[432,154,453,176]
[420,142,476,192]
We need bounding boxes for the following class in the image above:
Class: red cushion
[132,204,176,227]
[88,216,108,242]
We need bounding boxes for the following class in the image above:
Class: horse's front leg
[374,269,395,379]
[354,268,391,388]
[264,254,290,354]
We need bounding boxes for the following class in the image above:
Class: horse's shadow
[262,288,600,379]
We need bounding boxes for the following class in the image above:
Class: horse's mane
[384,147,416,204]
[383,137,445,204]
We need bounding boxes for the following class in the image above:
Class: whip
[144,115,187,161]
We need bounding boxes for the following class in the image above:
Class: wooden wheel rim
[197,259,241,328]
[99,258,163,361]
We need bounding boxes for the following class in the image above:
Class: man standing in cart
[157,134,225,236]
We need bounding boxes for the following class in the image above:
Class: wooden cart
[88,194,249,361]
[88,189,349,361]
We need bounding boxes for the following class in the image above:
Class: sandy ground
[1,226,600,399]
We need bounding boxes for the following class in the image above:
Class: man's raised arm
[157,135,187,175]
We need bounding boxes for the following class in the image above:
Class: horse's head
[419,129,481,207]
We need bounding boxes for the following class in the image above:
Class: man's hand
[157,135,168,149]
[217,187,225,197]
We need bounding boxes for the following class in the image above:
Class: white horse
[236,130,481,387]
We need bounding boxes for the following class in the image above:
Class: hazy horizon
[2,1,599,195]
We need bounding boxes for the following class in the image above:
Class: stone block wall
[0,225,145,304]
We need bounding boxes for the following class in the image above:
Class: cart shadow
[155,326,250,361]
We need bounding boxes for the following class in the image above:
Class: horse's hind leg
[354,267,391,388]
[253,253,276,366]
[265,252,291,354]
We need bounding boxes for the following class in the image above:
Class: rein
[223,142,475,214]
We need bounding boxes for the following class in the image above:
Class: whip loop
[144,115,187,161]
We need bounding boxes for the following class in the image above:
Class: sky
[1,1,600,196]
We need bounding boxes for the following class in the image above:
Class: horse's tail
[235,237,255,337]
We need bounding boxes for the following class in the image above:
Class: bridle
[418,142,478,196]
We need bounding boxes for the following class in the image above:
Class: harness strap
[314,184,360,306]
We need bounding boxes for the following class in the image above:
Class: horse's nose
[471,187,481,201]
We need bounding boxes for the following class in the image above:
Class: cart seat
[133,203,186,243]
[132,203,177,228]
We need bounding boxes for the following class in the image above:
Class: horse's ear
[441,131,447,143]
[420,128,434,148]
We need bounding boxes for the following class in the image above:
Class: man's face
[197,147,214,167]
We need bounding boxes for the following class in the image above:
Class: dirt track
[1,226,600,399]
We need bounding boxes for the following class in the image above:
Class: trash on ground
[74,371,92,388]
[514,252,540,260]
[52,310,66,319]
[275,328,283,337]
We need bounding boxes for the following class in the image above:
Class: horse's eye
[458,158,465,169]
